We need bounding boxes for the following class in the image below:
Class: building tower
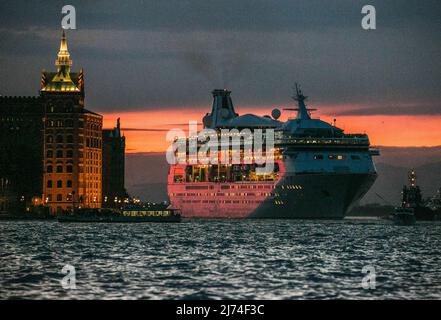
[41,30,103,214]
[102,118,127,207]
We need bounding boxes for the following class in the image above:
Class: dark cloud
[0,0,440,115]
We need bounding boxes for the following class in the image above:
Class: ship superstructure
[167,86,379,218]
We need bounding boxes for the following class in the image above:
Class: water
[0,218,440,299]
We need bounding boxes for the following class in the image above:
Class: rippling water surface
[0,219,440,299]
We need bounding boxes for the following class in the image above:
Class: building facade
[0,97,44,212]
[0,30,107,214]
[102,118,127,207]
[41,31,103,213]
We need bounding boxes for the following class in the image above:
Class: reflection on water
[0,218,440,299]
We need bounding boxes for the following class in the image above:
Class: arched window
[56,166,63,173]
[66,165,73,173]
[47,165,53,173]
[56,135,63,143]
[46,150,53,158]
[56,150,63,158]
[66,150,73,158]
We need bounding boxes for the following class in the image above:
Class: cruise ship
[167,86,379,218]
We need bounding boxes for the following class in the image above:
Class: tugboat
[427,188,441,216]
[391,207,416,226]
[390,169,437,223]
[58,204,181,223]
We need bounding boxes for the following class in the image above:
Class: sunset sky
[102,109,441,153]
[1,0,440,152]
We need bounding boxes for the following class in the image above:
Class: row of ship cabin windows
[313,154,361,160]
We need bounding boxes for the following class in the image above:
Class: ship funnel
[203,89,238,128]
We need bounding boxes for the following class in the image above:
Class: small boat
[390,207,416,226]
[58,206,181,223]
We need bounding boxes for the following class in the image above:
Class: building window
[66,135,73,143]
[56,194,62,201]
[56,165,63,173]
[57,180,62,188]
[56,150,63,158]
[65,119,74,127]
[56,135,63,143]
[46,150,53,158]
[47,180,52,188]
[46,135,53,143]
[66,166,73,173]
[47,165,53,173]
[66,150,73,158]
[67,180,72,188]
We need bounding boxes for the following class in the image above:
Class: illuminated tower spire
[55,29,72,68]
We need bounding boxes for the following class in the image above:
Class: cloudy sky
[1,0,440,151]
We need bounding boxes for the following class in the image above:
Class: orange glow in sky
[102,108,441,153]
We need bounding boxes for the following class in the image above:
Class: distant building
[0,97,44,212]
[102,118,127,207]
[0,30,105,214]
[41,30,103,213]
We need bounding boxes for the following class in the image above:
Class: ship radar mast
[283,83,317,120]
[408,169,417,187]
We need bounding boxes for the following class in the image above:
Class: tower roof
[41,30,81,93]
